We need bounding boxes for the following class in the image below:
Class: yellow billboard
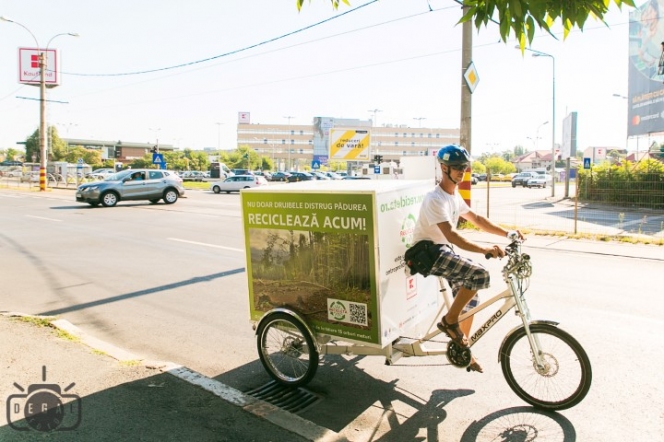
[329,128,371,161]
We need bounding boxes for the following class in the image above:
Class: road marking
[25,214,62,222]
[167,237,244,252]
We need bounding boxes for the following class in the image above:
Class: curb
[1,312,349,442]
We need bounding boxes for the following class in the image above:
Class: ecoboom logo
[328,301,346,321]
[400,214,417,248]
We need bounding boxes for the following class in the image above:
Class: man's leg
[444,287,477,325]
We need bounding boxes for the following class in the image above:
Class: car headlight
[81,186,99,191]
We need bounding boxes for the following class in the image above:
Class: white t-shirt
[412,185,471,246]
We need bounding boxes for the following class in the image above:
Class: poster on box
[242,191,379,344]
[374,184,440,344]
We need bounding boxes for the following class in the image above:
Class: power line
[61,0,381,77]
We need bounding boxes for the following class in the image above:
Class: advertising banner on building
[329,128,371,161]
[628,0,664,136]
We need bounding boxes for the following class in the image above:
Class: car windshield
[105,170,133,181]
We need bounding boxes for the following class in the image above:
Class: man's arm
[462,211,510,237]
[436,220,503,258]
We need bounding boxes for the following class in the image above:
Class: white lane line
[167,237,244,252]
[25,215,62,222]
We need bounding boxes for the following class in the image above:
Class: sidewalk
[0,313,347,442]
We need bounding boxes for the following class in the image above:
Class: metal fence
[469,180,664,239]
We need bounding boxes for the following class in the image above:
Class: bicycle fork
[508,275,552,372]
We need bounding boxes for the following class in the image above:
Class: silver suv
[76,169,185,207]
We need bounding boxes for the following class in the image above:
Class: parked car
[0,160,22,166]
[526,174,552,188]
[270,172,291,182]
[86,168,116,180]
[470,174,478,185]
[342,175,371,180]
[210,175,268,193]
[180,171,206,182]
[324,171,343,180]
[310,171,331,180]
[253,170,272,181]
[20,171,40,182]
[512,172,539,187]
[4,170,23,178]
[335,171,349,178]
[231,169,253,176]
[75,169,185,207]
[476,173,487,182]
[287,172,315,182]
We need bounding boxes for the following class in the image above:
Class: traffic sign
[583,158,591,170]
[374,165,380,174]
[312,160,321,170]
[152,153,164,164]
[77,158,84,164]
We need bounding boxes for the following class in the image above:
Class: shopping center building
[237,116,459,171]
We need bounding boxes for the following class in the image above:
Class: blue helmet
[436,144,471,166]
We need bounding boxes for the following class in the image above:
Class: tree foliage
[298,0,635,46]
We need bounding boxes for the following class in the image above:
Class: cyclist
[410,144,524,372]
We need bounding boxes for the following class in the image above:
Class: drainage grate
[245,381,322,414]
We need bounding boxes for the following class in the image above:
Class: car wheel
[149,199,160,204]
[101,192,119,207]
[163,189,178,204]
[213,186,221,194]
[512,183,516,188]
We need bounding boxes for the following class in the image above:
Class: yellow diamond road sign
[464,61,480,94]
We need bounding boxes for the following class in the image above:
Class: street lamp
[149,127,161,152]
[283,116,294,171]
[1,16,78,191]
[517,46,556,197]
[535,120,549,150]
[215,122,223,151]
[413,117,426,128]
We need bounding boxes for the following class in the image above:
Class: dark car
[75,169,185,207]
[342,176,371,180]
[270,172,291,182]
[287,172,315,182]
[476,173,487,182]
[511,172,539,187]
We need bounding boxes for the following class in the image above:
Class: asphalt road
[0,187,662,441]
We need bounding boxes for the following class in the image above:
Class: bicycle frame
[319,237,551,370]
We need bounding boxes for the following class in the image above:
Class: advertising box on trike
[241,179,438,348]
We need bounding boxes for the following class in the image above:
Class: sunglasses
[449,164,469,172]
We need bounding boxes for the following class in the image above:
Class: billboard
[561,112,578,159]
[328,128,371,161]
[628,0,664,136]
[18,48,58,86]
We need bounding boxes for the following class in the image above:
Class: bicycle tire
[500,323,592,410]
[256,312,318,387]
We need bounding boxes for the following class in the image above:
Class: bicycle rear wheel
[500,323,592,410]
[256,312,318,387]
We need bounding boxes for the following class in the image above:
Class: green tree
[471,160,485,174]
[484,156,515,174]
[298,0,635,46]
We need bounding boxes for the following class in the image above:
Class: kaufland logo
[400,214,416,248]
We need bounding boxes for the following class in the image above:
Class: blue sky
[0,0,639,156]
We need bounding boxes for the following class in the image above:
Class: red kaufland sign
[18,47,59,86]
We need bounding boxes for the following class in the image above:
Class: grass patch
[459,223,664,246]
[120,359,142,367]
[13,315,81,342]
[92,349,109,357]
[182,181,211,190]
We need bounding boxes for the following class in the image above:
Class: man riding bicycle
[409,144,524,373]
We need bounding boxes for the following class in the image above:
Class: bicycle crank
[446,341,472,368]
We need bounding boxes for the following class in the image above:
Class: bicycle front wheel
[256,312,318,387]
[500,323,592,410]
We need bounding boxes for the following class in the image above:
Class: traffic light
[152,146,158,154]
[374,154,383,164]
[114,149,121,158]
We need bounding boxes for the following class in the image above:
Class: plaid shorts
[428,244,490,313]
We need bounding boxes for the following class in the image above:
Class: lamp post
[149,127,161,153]
[518,46,556,197]
[1,16,78,191]
[215,122,223,151]
[535,120,549,150]
[283,116,294,171]
[413,117,426,128]
[612,93,631,159]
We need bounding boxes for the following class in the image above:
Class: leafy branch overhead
[297,0,636,46]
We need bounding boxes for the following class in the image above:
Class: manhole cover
[245,381,322,413]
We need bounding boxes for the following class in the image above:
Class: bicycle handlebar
[485,231,522,260]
